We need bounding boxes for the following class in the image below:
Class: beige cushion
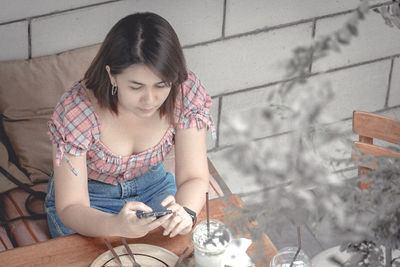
[0,142,32,194]
[0,44,100,182]
[0,44,100,120]
[2,116,52,182]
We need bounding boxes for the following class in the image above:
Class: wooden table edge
[0,195,278,267]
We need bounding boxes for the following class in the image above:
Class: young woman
[45,12,215,239]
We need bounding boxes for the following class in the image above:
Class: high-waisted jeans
[45,163,177,238]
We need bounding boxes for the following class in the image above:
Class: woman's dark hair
[84,12,187,122]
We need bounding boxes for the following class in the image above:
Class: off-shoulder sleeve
[175,71,216,139]
[47,88,100,176]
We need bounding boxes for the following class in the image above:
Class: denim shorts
[45,162,177,238]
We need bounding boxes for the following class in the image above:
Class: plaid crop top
[48,71,215,185]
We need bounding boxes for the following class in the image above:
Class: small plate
[91,243,178,267]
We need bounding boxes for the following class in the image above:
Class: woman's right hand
[115,201,172,238]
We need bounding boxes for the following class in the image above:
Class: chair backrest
[352,110,400,189]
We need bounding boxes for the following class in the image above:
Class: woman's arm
[173,127,209,213]
[161,126,209,237]
[52,145,169,237]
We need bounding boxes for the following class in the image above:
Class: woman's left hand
[161,195,193,237]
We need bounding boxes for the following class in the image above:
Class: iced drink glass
[270,247,311,267]
[191,219,231,267]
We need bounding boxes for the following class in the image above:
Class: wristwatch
[183,206,197,227]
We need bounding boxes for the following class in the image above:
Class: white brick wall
[0,0,399,155]
[31,2,125,57]
[317,60,391,120]
[218,59,391,146]
[313,12,400,72]
[219,84,287,146]
[0,21,28,61]
[0,0,105,23]
[225,0,386,36]
[389,57,400,107]
[31,0,223,57]
[185,23,313,96]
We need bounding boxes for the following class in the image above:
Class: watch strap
[183,206,197,227]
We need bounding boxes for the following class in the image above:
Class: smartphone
[136,210,172,219]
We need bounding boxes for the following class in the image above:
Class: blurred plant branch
[374,0,400,29]
[221,0,400,266]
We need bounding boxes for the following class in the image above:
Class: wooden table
[0,195,277,266]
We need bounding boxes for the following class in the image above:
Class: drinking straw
[206,192,210,237]
[290,226,302,267]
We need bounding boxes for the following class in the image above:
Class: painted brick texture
[218,84,286,146]
[218,59,391,146]
[0,21,28,61]
[185,23,313,96]
[389,57,400,107]
[0,0,398,151]
[225,0,386,36]
[0,0,105,23]
[31,0,224,57]
[313,12,400,72]
[314,60,391,120]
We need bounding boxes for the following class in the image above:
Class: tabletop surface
[0,194,278,267]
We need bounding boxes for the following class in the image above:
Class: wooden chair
[311,111,400,266]
[352,110,400,189]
